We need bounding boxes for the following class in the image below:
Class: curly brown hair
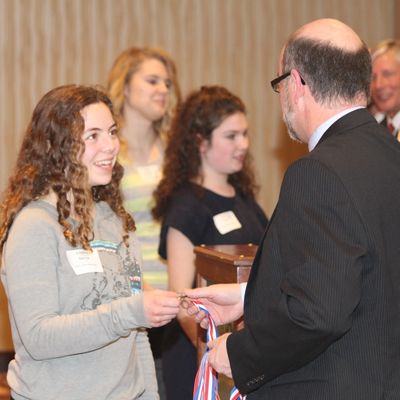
[0,85,135,253]
[152,85,259,221]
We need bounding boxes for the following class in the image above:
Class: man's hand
[183,284,244,328]
[208,333,233,378]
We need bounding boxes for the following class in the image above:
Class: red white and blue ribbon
[192,300,245,400]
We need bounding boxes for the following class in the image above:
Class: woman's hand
[143,289,180,327]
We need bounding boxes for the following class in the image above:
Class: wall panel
[0,0,395,211]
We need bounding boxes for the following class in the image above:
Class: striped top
[120,148,168,290]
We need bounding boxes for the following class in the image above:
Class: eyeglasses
[270,72,305,93]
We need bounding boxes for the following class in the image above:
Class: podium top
[194,243,258,267]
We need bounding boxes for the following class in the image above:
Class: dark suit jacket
[228,109,400,399]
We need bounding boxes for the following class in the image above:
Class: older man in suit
[371,39,400,140]
[185,18,400,399]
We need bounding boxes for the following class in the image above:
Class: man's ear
[290,69,306,103]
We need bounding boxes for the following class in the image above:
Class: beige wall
[0,0,396,351]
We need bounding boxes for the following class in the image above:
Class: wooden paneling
[0,0,395,213]
[0,0,396,351]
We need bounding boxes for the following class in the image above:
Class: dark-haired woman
[153,85,268,399]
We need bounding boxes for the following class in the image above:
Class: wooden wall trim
[395,1,400,39]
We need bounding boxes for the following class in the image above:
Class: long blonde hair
[107,47,181,158]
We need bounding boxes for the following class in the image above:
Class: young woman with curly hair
[0,85,179,400]
[152,85,268,399]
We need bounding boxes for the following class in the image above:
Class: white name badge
[213,211,242,235]
[66,249,104,275]
[136,165,161,184]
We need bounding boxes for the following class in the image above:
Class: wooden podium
[194,243,257,286]
[193,243,257,399]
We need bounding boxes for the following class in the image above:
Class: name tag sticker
[66,249,104,275]
[213,211,242,235]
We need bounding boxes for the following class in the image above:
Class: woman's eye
[85,133,97,141]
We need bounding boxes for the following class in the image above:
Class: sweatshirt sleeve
[2,206,150,361]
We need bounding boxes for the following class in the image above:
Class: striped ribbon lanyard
[192,300,245,400]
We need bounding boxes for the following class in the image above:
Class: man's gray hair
[283,37,371,107]
[371,39,400,63]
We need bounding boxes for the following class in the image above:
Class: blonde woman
[108,47,181,399]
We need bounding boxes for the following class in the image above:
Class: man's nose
[372,74,385,90]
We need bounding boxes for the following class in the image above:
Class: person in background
[371,39,400,139]
[107,47,181,399]
[0,85,180,400]
[185,18,400,399]
[366,98,384,123]
[152,85,268,399]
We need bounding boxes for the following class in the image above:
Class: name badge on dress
[66,249,104,275]
[213,211,242,235]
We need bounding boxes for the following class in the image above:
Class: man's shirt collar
[387,110,400,128]
[308,106,364,152]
